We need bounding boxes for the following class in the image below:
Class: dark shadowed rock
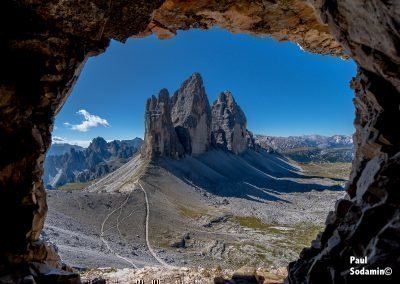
[211,91,248,154]
[171,73,212,155]
[246,130,261,152]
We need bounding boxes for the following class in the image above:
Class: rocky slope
[44,137,143,188]
[60,142,344,271]
[42,73,344,273]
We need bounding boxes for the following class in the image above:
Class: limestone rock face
[171,73,212,155]
[211,91,248,154]
[143,74,256,159]
[142,89,184,159]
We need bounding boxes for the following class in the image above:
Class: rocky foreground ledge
[81,266,287,284]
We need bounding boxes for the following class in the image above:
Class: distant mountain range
[44,137,143,188]
[47,143,85,156]
[255,134,354,163]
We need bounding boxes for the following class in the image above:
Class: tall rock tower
[171,73,212,155]
[142,89,184,159]
[211,91,248,154]
[142,73,257,160]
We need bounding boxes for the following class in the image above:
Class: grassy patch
[177,204,209,219]
[300,162,352,180]
[57,182,91,190]
[233,216,272,231]
[232,215,324,263]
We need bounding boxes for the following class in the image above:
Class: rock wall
[1,0,400,283]
[142,89,185,159]
[287,1,400,283]
[144,74,254,159]
[171,73,212,155]
[138,0,345,57]
[0,0,162,281]
[211,91,248,154]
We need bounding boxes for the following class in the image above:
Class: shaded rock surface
[211,91,248,154]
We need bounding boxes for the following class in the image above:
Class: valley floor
[44,150,348,276]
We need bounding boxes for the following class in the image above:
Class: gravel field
[45,150,347,270]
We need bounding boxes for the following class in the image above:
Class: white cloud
[64,109,110,132]
[52,136,91,148]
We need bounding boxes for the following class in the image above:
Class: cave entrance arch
[45,28,355,272]
[1,0,399,283]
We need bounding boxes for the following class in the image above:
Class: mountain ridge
[255,134,354,163]
[44,137,143,188]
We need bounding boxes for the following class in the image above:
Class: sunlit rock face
[143,74,253,158]
[138,0,345,57]
[1,0,400,283]
[142,89,185,159]
[171,73,212,155]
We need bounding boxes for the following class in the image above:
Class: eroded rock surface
[171,73,212,155]
[143,74,255,159]
[287,1,400,283]
[138,0,345,57]
[142,89,185,159]
[211,91,248,154]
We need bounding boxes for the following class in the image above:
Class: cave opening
[1,1,399,283]
[43,28,357,279]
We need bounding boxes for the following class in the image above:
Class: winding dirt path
[100,191,138,268]
[138,182,175,269]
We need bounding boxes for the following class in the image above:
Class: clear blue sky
[53,28,357,147]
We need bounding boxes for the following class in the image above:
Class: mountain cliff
[171,73,212,155]
[211,91,248,154]
[142,73,256,159]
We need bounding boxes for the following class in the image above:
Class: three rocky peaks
[142,73,258,159]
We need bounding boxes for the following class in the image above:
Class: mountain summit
[142,73,257,160]
[171,72,212,155]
